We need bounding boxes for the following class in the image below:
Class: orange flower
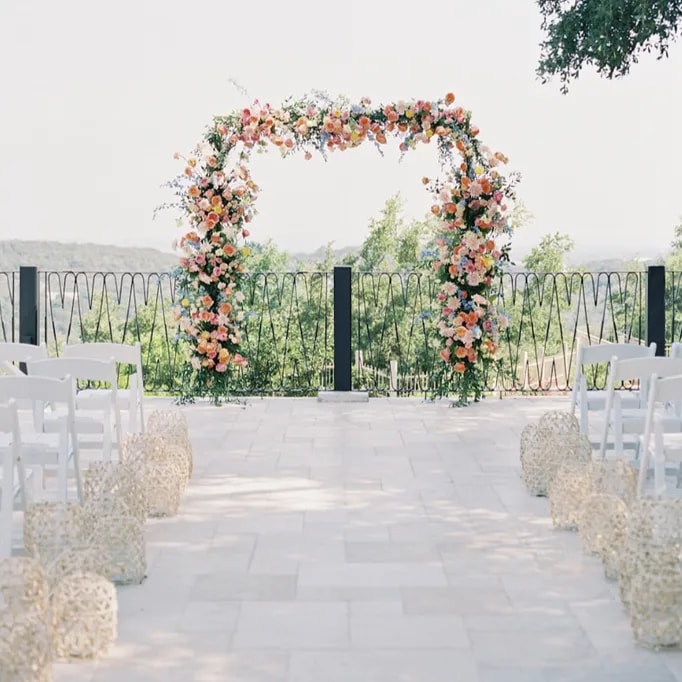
[444,92,455,105]
[422,177,429,185]
[431,205,441,216]
[454,362,466,373]
[223,243,237,256]
[444,202,457,215]
[455,347,468,358]
[201,295,213,308]
[358,115,370,129]
[188,186,200,197]
[375,132,387,144]
[219,302,233,315]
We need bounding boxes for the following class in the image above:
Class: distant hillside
[0,240,178,273]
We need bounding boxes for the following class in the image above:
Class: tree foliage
[537,0,682,92]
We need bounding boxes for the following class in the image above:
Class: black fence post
[19,266,40,347]
[333,266,352,391]
[646,265,666,356]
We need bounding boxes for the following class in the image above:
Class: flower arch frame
[170,90,517,404]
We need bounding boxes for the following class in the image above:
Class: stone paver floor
[53,396,682,682]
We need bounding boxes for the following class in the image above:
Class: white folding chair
[598,355,682,459]
[571,342,656,435]
[63,342,145,433]
[0,342,48,376]
[638,373,682,496]
[0,400,29,558]
[27,357,122,462]
[0,375,82,503]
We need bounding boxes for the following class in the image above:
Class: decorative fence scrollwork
[0,267,664,396]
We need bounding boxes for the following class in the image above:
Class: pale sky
[1,0,681,263]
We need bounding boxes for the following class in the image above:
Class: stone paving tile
[290,650,479,682]
[50,395,682,681]
[233,602,349,649]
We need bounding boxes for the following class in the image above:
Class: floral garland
[170,90,516,403]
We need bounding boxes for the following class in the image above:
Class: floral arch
[171,91,517,403]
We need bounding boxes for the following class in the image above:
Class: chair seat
[43,409,108,435]
[579,391,642,409]
[77,387,133,406]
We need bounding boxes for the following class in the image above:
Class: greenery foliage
[537,0,682,92]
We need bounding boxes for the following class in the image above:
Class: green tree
[243,239,290,273]
[503,232,576,389]
[664,217,682,346]
[522,232,575,272]
[537,0,682,92]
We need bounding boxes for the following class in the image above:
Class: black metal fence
[0,265,674,396]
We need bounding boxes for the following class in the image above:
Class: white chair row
[572,341,682,498]
[0,400,28,557]
[570,341,657,435]
[0,341,147,556]
[0,341,146,433]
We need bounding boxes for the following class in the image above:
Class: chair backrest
[0,374,78,441]
[610,356,682,384]
[0,343,48,376]
[63,342,143,389]
[578,342,656,366]
[26,357,118,387]
[63,342,141,366]
[647,373,682,406]
[0,374,75,405]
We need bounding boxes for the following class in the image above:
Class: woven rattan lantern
[0,604,53,681]
[593,459,637,506]
[628,552,682,649]
[520,412,586,496]
[548,460,595,530]
[0,556,50,612]
[82,497,146,586]
[577,493,629,560]
[620,498,682,617]
[45,546,111,589]
[122,433,185,517]
[0,557,52,681]
[146,409,193,481]
[52,571,117,660]
[84,461,148,521]
[23,502,89,565]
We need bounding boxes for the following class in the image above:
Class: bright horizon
[1,0,681,263]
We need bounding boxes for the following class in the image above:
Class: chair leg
[0,450,14,558]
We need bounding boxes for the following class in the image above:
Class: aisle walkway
[55,396,682,682]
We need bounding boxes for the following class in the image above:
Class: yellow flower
[181,298,190,307]
[405,109,414,119]
[201,331,210,339]
[474,165,484,176]
[426,129,434,139]
[242,247,251,257]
